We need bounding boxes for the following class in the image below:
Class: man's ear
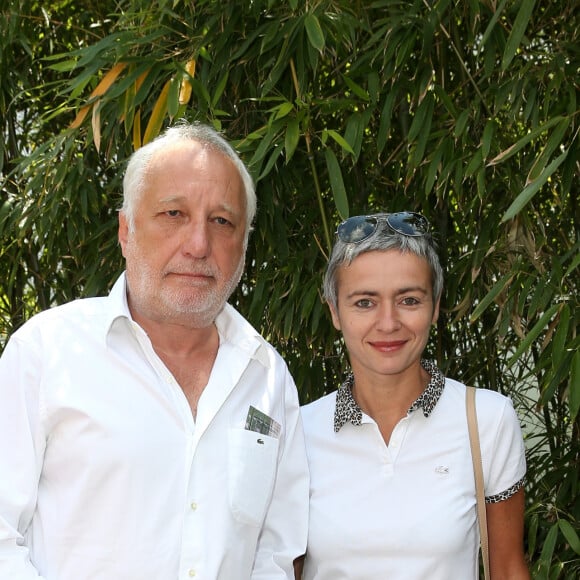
[118,212,129,258]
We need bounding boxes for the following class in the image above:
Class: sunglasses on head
[336,211,430,244]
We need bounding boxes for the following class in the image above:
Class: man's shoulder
[218,303,286,369]
[11,295,111,341]
[301,391,337,420]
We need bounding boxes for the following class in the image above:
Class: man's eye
[355,299,373,308]
[214,216,232,226]
[166,210,181,217]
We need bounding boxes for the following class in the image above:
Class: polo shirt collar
[333,359,445,432]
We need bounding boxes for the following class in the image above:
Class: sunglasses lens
[386,212,430,236]
[337,216,378,243]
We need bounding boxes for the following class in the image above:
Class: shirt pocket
[228,427,280,527]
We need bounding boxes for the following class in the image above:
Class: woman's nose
[376,303,401,331]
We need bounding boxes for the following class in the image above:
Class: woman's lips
[369,340,406,352]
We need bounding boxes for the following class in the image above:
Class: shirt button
[188,570,196,577]
[190,502,197,511]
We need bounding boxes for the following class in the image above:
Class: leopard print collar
[333,359,446,432]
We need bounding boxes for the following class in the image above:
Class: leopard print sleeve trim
[485,476,525,503]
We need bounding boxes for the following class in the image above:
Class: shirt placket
[132,323,202,577]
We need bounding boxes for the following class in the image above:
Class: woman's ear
[328,302,342,331]
[432,297,441,325]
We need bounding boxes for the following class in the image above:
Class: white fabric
[301,378,526,580]
[0,273,309,580]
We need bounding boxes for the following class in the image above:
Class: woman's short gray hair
[322,221,444,310]
[121,121,256,246]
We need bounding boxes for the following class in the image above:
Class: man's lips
[166,271,214,283]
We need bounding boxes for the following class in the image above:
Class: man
[0,122,309,579]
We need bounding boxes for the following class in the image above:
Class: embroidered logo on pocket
[435,465,449,474]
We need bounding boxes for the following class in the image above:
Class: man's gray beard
[125,253,245,329]
[155,258,244,328]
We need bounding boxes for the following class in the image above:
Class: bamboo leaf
[570,350,580,423]
[342,75,369,101]
[179,59,196,105]
[326,129,355,155]
[480,0,509,47]
[501,0,537,71]
[132,109,142,150]
[284,118,300,162]
[565,250,580,278]
[91,103,101,152]
[507,303,560,368]
[425,144,444,195]
[211,71,229,109]
[527,118,571,182]
[258,145,283,181]
[275,101,294,120]
[249,128,275,167]
[408,93,433,143]
[47,59,79,73]
[143,80,171,145]
[501,148,569,222]
[558,519,580,556]
[344,111,370,161]
[464,149,483,178]
[454,109,470,139]
[550,304,569,369]
[377,90,396,153]
[324,148,349,220]
[70,62,127,129]
[538,523,558,572]
[167,77,180,119]
[283,304,294,339]
[482,119,495,160]
[487,117,563,166]
[470,272,513,323]
[304,13,325,53]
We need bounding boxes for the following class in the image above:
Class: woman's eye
[401,297,419,306]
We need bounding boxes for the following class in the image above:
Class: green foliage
[1,0,578,575]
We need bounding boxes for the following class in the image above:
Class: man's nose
[181,221,210,258]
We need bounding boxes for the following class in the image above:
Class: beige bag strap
[466,386,490,580]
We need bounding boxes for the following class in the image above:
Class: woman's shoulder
[442,377,519,427]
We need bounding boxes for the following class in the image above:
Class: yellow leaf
[92,103,101,152]
[143,81,171,145]
[133,109,142,150]
[179,59,196,105]
[135,69,149,93]
[70,62,127,129]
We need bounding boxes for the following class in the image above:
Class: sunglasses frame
[336,211,430,244]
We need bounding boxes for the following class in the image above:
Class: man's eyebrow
[158,195,186,204]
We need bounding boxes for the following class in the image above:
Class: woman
[299,212,529,579]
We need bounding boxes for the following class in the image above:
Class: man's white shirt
[0,273,309,579]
